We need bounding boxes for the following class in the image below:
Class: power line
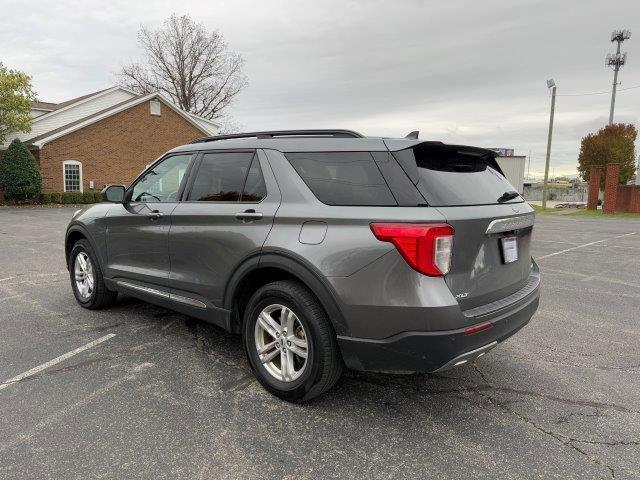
[556,84,640,97]
[558,90,611,97]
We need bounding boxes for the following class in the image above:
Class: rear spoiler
[384,140,506,178]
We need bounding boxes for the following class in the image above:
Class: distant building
[488,148,525,193]
[495,155,526,193]
[0,86,219,194]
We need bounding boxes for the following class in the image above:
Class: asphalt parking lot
[0,207,638,479]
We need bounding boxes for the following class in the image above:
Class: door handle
[147,210,163,220]
[235,209,263,221]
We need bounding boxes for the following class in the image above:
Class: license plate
[501,237,518,264]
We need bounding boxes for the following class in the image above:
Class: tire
[243,280,343,402]
[69,239,117,309]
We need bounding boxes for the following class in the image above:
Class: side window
[241,156,267,202]
[131,154,192,203]
[188,152,259,202]
[285,152,397,206]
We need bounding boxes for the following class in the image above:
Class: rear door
[168,149,281,308]
[391,143,534,310]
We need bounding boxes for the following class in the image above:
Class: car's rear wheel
[243,280,343,402]
[69,239,117,309]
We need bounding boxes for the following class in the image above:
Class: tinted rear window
[393,145,522,206]
[285,152,397,206]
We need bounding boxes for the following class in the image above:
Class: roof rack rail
[191,129,364,143]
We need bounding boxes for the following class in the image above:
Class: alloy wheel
[254,304,308,382]
[74,251,95,301]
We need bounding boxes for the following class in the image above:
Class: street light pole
[607,29,631,125]
[542,79,556,209]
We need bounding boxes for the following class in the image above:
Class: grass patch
[530,204,562,214]
[567,209,640,219]
[530,204,640,219]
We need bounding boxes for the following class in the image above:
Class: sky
[3,0,640,177]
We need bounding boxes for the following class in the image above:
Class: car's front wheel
[243,280,343,402]
[69,239,117,309]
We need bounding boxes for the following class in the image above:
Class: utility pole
[607,29,631,125]
[542,79,556,209]
[527,150,531,179]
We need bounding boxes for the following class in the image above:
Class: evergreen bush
[0,139,42,200]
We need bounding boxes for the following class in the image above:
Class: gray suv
[65,130,540,401]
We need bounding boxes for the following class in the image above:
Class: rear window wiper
[497,190,520,203]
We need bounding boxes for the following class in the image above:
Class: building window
[63,160,83,192]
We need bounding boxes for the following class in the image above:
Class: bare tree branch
[117,14,247,121]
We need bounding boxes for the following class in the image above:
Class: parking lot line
[536,232,637,260]
[0,333,116,392]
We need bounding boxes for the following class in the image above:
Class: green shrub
[82,191,95,204]
[62,191,82,204]
[39,190,102,204]
[0,139,42,200]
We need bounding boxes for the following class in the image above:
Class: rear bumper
[337,279,539,373]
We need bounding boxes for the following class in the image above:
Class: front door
[169,149,281,307]
[104,153,194,287]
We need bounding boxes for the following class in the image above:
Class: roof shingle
[30,88,113,112]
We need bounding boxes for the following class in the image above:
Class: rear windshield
[285,152,397,206]
[393,145,523,206]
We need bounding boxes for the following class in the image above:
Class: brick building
[0,87,219,194]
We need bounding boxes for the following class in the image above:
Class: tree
[0,64,37,145]
[118,14,247,121]
[0,139,41,200]
[577,123,637,188]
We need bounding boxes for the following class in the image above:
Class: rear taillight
[370,223,454,276]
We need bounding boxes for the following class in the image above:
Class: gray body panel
[102,202,178,287]
[65,131,540,373]
[435,203,534,310]
[169,150,280,306]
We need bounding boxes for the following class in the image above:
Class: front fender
[65,203,113,270]
[65,223,94,269]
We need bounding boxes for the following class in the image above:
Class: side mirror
[101,184,126,203]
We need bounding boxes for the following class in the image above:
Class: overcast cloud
[3,0,639,176]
